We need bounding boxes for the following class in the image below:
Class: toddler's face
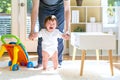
[45,20,57,32]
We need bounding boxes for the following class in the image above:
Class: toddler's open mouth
[49,27,53,29]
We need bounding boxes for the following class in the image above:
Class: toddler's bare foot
[54,67,57,70]
[43,67,47,70]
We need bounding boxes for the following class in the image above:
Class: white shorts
[43,46,57,57]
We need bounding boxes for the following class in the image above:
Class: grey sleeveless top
[40,0,63,6]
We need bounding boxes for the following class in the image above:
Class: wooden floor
[1,52,120,70]
[63,54,120,70]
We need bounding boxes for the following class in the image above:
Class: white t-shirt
[38,29,62,57]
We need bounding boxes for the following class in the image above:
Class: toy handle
[1,34,21,45]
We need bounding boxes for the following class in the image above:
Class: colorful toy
[0,34,33,71]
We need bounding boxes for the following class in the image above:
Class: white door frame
[11,0,19,36]
[11,0,37,52]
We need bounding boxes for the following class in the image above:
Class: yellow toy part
[10,46,19,70]
[0,45,6,58]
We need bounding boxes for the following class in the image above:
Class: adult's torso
[40,0,63,6]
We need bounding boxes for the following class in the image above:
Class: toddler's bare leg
[42,51,49,70]
[51,51,58,70]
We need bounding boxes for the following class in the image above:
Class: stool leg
[72,47,76,60]
[80,50,86,76]
[96,49,99,61]
[108,50,114,76]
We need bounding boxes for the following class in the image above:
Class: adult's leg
[37,38,42,64]
[54,5,64,66]
[34,38,42,68]
[57,39,64,65]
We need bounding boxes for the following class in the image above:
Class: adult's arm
[64,0,71,33]
[30,0,39,33]
[29,0,39,40]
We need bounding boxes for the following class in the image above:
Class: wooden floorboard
[1,52,120,70]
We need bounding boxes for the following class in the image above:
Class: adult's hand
[29,32,35,40]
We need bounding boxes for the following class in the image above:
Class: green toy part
[1,34,21,45]
[0,35,1,41]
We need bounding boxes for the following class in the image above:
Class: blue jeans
[37,2,64,65]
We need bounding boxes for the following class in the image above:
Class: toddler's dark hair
[44,15,58,27]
